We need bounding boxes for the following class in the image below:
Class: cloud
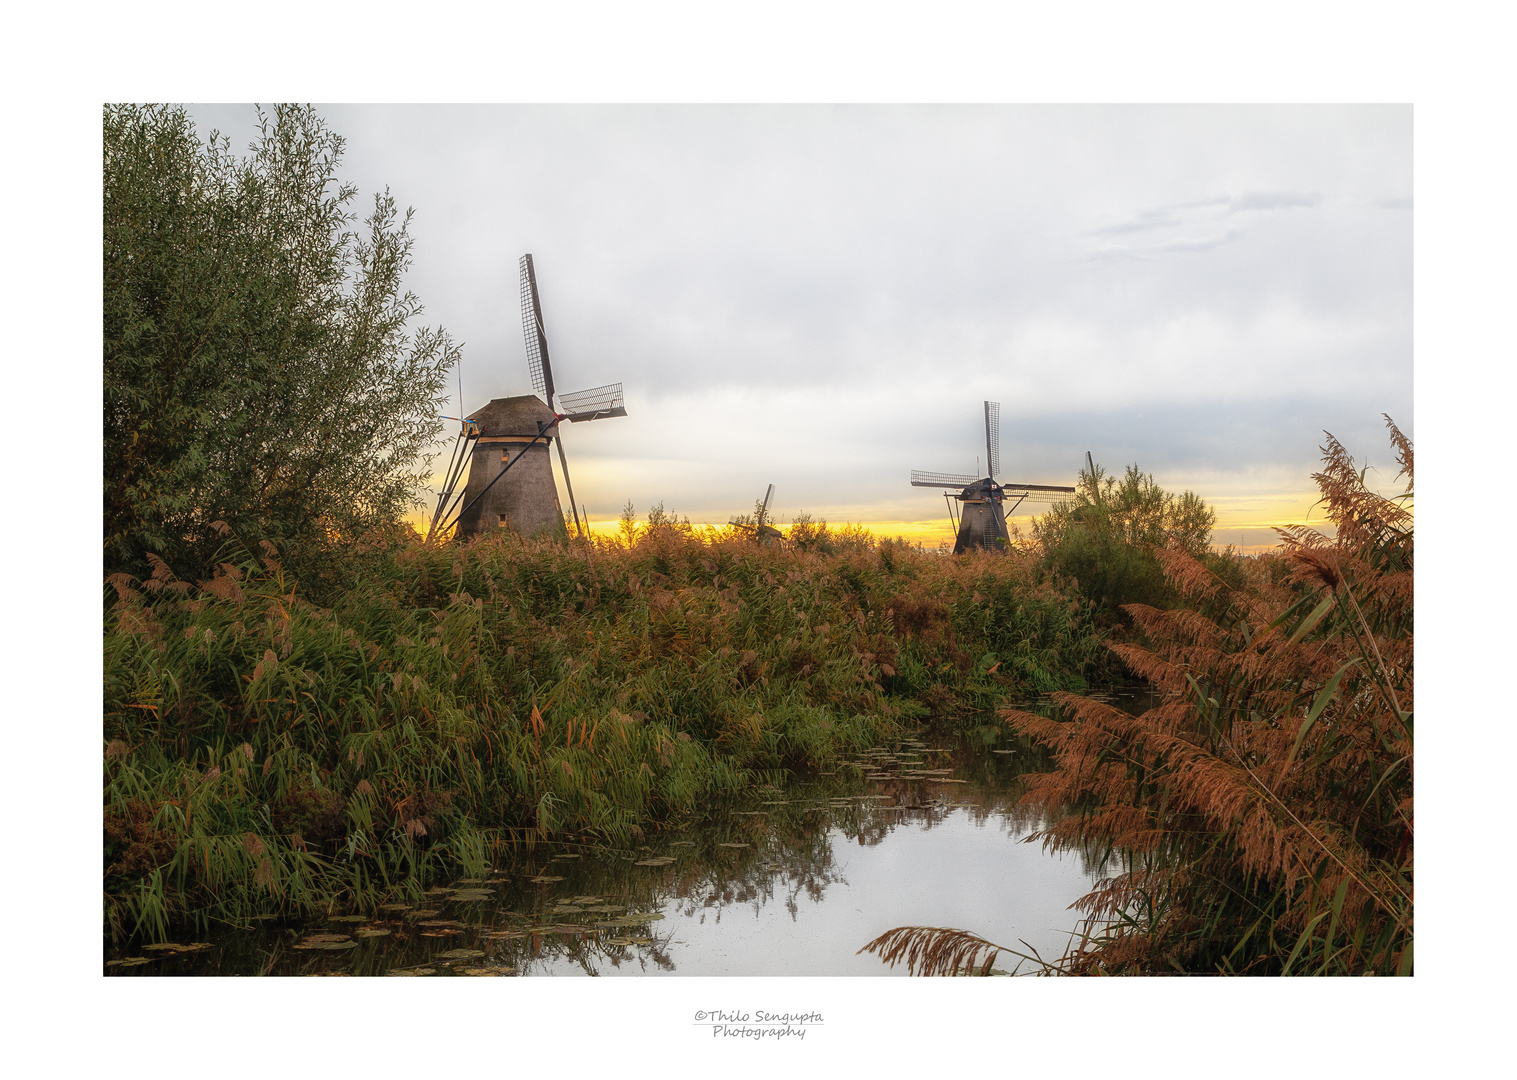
[1088,197,1229,236]
[1226,190,1322,213]
[1086,228,1242,261]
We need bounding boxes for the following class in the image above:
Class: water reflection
[106,701,1133,976]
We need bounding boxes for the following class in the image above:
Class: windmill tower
[739,483,781,544]
[427,254,627,542]
[910,401,1074,554]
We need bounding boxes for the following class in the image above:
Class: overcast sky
[186,104,1411,547]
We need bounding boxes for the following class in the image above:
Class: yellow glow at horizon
[410,490,1339,556]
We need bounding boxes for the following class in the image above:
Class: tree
[104,104,458,582]
[1031,462,1217,622]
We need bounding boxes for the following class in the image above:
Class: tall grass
[865,419,1413,975]
[105,516,1101,941]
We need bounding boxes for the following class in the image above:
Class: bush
[1032,462,1215,626]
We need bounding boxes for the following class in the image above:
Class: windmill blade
[519,254,555,406]
[558,382,627,422]
[984,401,1000,482]
[999,484,1076,509]
[911,469,980,489]
[762,483,775,515]
[1000,482,1076,495]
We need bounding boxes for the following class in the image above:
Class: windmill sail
[984,400,1000,481]
[911,470,982,489]
[520,254,555,406]
[558,382,627,422]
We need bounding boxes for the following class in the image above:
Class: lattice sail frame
[520,254,555,405]
[911,470,982,489]
[558,382,628,422]
[984,400,1000,481]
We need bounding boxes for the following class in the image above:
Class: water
[106,711,1119,977]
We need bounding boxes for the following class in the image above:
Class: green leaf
[1286,658,1361,765]
[1285,594,1337,646]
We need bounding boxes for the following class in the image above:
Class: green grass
[104,520,1103,942]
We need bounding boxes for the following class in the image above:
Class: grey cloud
[1227,190,1323,213]
[177,104,1410,526]
[1085,227,1242,261]
[1087,197,1229,235]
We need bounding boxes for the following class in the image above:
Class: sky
[182,104,1412,551]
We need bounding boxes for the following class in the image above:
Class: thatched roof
[466,395,559,438]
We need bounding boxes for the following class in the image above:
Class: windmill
[751,484,783,544]
[910,401,1075,554]
[426,254,627,542]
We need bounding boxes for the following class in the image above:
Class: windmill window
[501,450,510,463]
[498,514,509,528]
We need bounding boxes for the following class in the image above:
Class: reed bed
[104,519,1101,942]
[864,419,1414,975]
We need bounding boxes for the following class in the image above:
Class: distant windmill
[910,401,1075,554]
[754,483,782,544]
[427,254,627,542]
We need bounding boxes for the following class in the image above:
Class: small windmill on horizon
[426,254,627,542]
[910,401,1074,554]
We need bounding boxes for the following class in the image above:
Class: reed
[104,514,1102,941]
[867,419,1412,975]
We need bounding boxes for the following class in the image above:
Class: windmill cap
[465,395,560,437]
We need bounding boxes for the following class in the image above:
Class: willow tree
[104,103,458,582]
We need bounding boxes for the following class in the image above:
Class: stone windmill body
[910,401,1074,554]
[427,255,626,542]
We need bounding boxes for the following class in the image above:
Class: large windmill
[910,401,1074,554]
[426,254,627,542]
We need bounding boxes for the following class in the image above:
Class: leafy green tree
[1032,462,1216,623]
[104,104,458,582]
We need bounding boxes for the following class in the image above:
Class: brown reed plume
[858,926,1006,976]
[1017,418,1412,973]
[866,419,1412,975]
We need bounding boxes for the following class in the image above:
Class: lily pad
[387,968,435,976]
[462,967,513,976]
[716,842,749,849]
[633,857,675,867]
[435,948,485,959]
[455,878,485,884]
[141,942,212,953]
[379,903,412,911]
[327,914,368,923]
[408,909,442,918]
[550,852,581,859]
[450,890,494,902]
[296,933,350,944]
[417,919,464,928]
[106,957,157,967]
[528,875,564,884]
[354,928,392,938]
[294,940,358,951]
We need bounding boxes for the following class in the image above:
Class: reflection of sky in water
[526,806,1102,977]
